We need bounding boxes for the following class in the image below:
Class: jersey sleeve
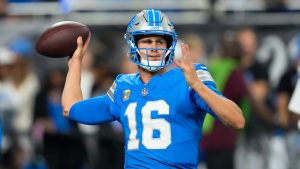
[191,64,223,120]
[69,95,117,124]
[69,79,121,124]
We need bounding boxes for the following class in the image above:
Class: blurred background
[0,0,300,169]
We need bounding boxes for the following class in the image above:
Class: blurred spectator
[8,0,58,2]
[265,0,289,12]
[1,37,40,169]
[10,38,39,126]
[0,0,8,17]
[181,33,207,64]
[0,46,16,159]
[33,68,86,169]
[276,35,300,169]
[9,37,39,134]
[201,30,248,169]
[235,27,287,169]
[214,0,265,11]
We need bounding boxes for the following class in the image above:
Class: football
[36,21,90,58]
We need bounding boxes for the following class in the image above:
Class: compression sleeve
[69,95,116,125]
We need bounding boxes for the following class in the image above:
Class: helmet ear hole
[134,35,144,47]
[165,35,173,48]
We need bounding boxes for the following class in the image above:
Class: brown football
[36,21,90,58]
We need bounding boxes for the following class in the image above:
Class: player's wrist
[189,80,202,90]
[68,58,82,68]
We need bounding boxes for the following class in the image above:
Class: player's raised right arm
[62,34,91,117]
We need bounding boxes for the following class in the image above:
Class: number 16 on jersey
[125,100,171,150]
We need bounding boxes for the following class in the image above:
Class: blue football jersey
[69,64,222,169]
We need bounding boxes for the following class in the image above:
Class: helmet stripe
[146,9,162,27]
[147,10,154,26]
[154,10,161,26]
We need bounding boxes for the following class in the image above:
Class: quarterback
[62,9,245,169]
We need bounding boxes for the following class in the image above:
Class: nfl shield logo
[141,88,148,96]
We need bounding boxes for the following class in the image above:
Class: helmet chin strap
[140,59,164,72]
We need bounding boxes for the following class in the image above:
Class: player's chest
[116,82,195,150]
[117,84,181,118]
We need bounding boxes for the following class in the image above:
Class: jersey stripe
[107,82,116,102]
[196,70,215,82]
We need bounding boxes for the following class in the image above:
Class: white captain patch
[107,82,116,102]
[196,69,215,83]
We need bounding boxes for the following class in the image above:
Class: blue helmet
[124,9,177,72]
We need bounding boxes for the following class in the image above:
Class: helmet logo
[149,26,160,30]
[146,9,161,26]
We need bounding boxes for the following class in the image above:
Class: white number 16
[125,100,171,150]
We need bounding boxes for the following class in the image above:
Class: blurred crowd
[0,26,299,169]
[0,1,300,169]
[0,35,130,169]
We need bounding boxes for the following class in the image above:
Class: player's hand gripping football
[68,33,91,67]
[175,43,202,89]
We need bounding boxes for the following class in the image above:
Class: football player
[62,9,245,169]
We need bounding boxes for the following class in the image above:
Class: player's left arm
[175,43,245,129]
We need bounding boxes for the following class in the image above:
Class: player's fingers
[71,36,83,59]
[181,43,186,61]
[182,43,191,62]
[83,32,91,52]
[77,36,83,50]
[174,60,181,66]
[175,59,186,71]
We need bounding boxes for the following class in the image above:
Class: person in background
[0,46,16,166]
[181,33,207,64]
[0,0,8,17]
[201,30,248,169]
[276,35,300,169]
[33,68,86,169]
[235,27,286,169]
[1,37,40,169]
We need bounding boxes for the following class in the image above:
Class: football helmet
[124,9,177,72]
